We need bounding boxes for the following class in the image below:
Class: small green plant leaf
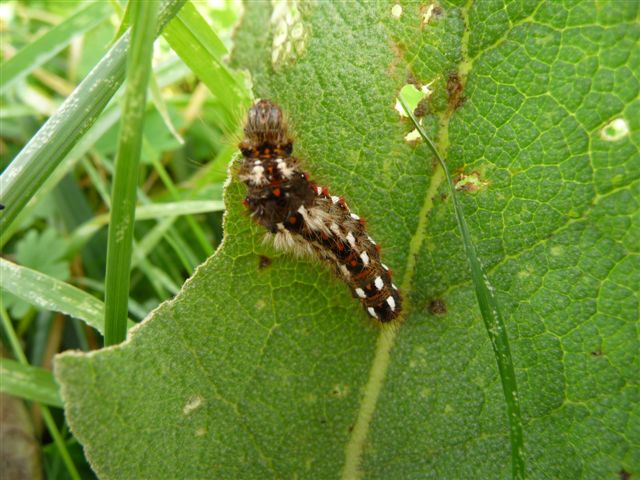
[55,2,639,478]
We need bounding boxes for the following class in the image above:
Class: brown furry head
[239,99,293,157]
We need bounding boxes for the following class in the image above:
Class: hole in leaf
[454,170,488,193]
[600,118,629,142]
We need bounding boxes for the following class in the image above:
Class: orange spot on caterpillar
[353,268,370,280]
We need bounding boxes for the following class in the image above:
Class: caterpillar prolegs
[238,100,402,322]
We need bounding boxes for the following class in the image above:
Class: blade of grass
[0,0,187,236]
[67,200,224,255]
[399,96,525,480]
[74,277,149,322]
[103,0,160,346]
[162,1,250,134]
[0,358,63,408]
[146,142,214,256]
[0,306,80,480]
[0,258,134,334]
[134,216,178,266]
[161,229,198,274]
[0,2,112,93]
[149,72,185,145]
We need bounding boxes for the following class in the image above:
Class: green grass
[103,0,159,345]
[0,1,243,476]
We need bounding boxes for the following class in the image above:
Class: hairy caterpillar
[238,100,401,322]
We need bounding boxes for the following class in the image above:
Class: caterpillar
[238,100,402,322]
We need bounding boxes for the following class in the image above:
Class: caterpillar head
[240,100,293,156]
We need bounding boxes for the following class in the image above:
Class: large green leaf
[55,1,639,478]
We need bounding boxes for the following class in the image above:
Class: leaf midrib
[340,4,479,476]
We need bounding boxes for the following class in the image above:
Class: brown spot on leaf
[429,298,447,315]
[618,469,631,480]
[447,72,464,111]
[258,256,272,270]
[414,98,429,117]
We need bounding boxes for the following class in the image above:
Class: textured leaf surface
[55,2,639,478]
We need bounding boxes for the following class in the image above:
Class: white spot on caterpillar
[331,195,340,204]
[386,296,396,311]
[250,165,267,185]
[355,288,366,299]
[304,206,332,234]
[277,159,295,178]
[253,160,262,165]
[346,231,356,247]
[367,235,376,245]
[350,213,360,221]
[273,229,312,256]
[316,186,323,195]
[367,307,378,319]
[339,264,351,278]
[381,263,389,271]
[374,276,384,290]
[360,251,370,266]
[330,222,341,235]
[392,283,398,290]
